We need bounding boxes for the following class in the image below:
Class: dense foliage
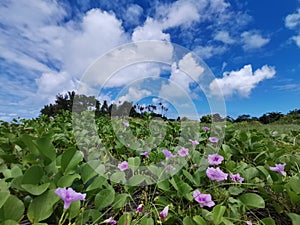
[0,111,300,225]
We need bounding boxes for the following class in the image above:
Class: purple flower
[136,204,143,213]
[158,133,163,138]
[193,190,215,208]
[103,217,117,225]
[162,149,175,160]
[55,187,86,209]
[202,126,210,131]
[189,139,199,146]
[230,173,244,183]
[123,121,129,127]
[207,153,224,165]
[269,163,286,176]
[177,147,189,157]
[49,116,54,121]
[159,205,169,220]
[208,137,219,143]
[165,165,175,173]
[118,161,129,171]
[140,150,150,158]
[206,167,228,182]
[246,221,253,225]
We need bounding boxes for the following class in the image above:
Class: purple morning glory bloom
[118,161,129,171]
[208,137,219,143]
[159,205,169,220]
[207,153,224,165]
[55,187,86,209]
[136,204,144,213]
[177,147,189,157]
[140,150,150,158]
[230,173,244,183]
[270,163,286,176]
[202,126,210,131]
[123,121,129,127]
[162,149,175,160]
[189,139,199,146]
[103,217,117,225]
[206,167,228,182]
[193,190,215,208]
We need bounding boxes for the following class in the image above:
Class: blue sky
[0,0,300,121]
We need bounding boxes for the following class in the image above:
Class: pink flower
[136,204,143,213]
[118,161,129,171]
[202,126,210,131]
[206,167,228,182]
[123,121,129,127]
[55,187,86,209]
[270,163,286,176]
[230,173,244,183]
[177,147,189,157]
[193,190,215,208]
[103,217,117,225]
[246,221,253,225]
[140,150,150,158]
[208,137,219,143]
[208,153,224,165]
[162,149,175,160]
[189,139,199,146]
[159,205,169,220]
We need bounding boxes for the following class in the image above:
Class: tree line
[41,91,300,124]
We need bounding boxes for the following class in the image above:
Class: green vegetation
[0,109,299,225]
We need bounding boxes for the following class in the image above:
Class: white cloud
[210,65,276,98]
[241,31,270,50]
[117,87,151,103]
[285,9,300,29]
[214,31,235,44]
[292,35,300,47]
[194,45,227,59]
[124,4,143,26]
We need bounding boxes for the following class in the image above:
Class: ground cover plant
[0,111,300,225]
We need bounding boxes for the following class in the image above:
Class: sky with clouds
[0,0,300,121]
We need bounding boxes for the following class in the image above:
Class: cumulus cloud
[285,9,300,29]
[210,65,276,98]
[292,35,300,47]
[194,45,227,59]
[241,31,270,50]
[214,31,235,44]
[117,87,152,103]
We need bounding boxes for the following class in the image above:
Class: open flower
[208,137,219,143]
[177,147,189,157]
[140,150,150,158]
[206,167,228,182]
[159,205,169,220]
[230,173,244,183]
[270,163,286,176]
[118,161,129,171]
[162,149,175,160]
[208,153,224,165]
[55,187,86,209]
[123,121,129,127]
[193,190,215,208]
[103,217,117,225]
[189,139,199,146]
[202,126,210,131]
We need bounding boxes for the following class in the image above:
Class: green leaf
[57,174,81,187]
[193,215,208,225]
[117,213,132,225]
[212,205,226,225]
[140,217,154,225]
[261,217,276,225]
[61,148,83,174]
[228,186,244,196]
[286,176,300,194]
[95,189,115,210]
[127,175,145,186]
[27,190,60,223]
[80,163,97,184]
[113,194,130,209]
[0,192,10,209]
[86,176,108,191]
[238,193,265,209]
[110,171,126,184]
[35,136,56,165]
[22,166,44,185]
[68,200,81,220]
[0,220,19,225]
[288,213,300,225]
[21,183,50,196]
[0,195,24,222]
[183,216,197,225]
[157,180,170,192]
[128,157,140,172]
